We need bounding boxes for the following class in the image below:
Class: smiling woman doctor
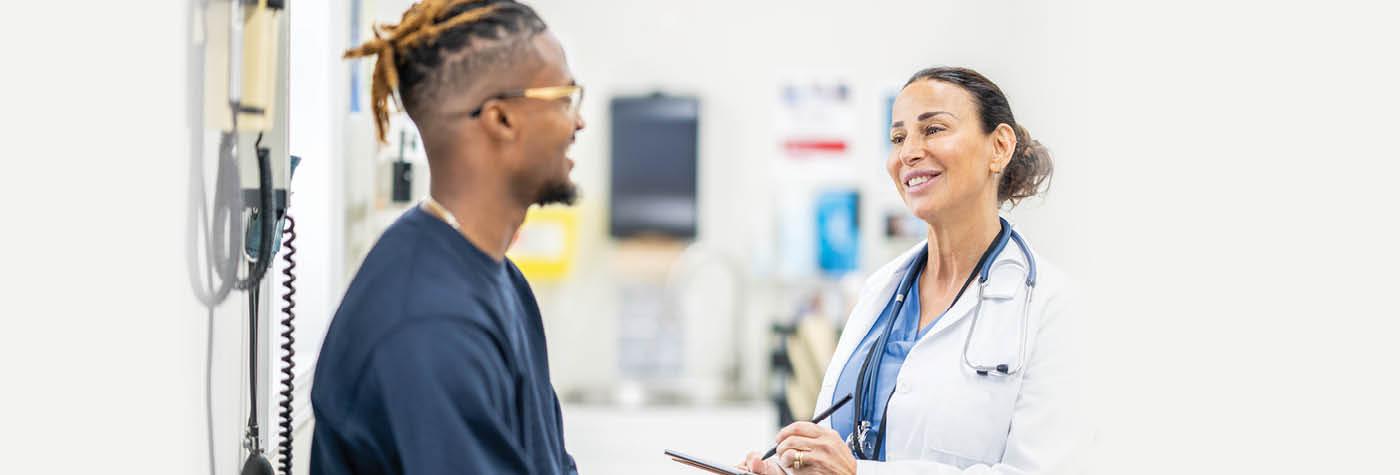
[744,67,1090,474]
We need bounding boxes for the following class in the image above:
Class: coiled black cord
[276,213,297,475]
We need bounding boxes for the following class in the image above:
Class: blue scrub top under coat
[830,265,936,461]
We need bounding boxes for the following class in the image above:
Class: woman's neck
[923,204,1001,288]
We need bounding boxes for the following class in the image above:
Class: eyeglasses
[467,84,584,118]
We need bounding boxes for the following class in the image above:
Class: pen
[761,392,853,460]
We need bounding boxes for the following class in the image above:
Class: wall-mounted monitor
[609,95,699,239]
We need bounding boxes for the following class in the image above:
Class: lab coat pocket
[923,371,1021,465]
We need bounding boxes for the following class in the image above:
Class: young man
[311,1,585,473]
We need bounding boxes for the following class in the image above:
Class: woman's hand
[740,451,785,474]
[741,422,857,474]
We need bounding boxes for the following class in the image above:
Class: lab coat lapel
[919,288,978,342]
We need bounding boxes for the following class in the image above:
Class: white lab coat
[813,233,1091,474]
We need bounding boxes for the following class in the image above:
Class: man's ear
[479,104,518,142]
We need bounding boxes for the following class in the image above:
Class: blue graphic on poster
[816,189,860,275]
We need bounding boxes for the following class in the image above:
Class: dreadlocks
[343,0,547,142]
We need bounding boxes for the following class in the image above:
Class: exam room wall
[1051,3,1400,474]
[2,1,341,474]
[5,1,244,474]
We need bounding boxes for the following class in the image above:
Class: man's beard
[533,179,579,206]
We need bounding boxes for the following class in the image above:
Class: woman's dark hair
[904,67,1052,205]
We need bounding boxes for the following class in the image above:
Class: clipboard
[664,449,758,475]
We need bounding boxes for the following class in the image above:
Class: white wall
[1035,1,1400,473]
[1,1,331,473]
[2,0,238,473]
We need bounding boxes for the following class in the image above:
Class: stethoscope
[847,218,1038,460]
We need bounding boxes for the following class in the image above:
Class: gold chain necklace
[420,197,463,231]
